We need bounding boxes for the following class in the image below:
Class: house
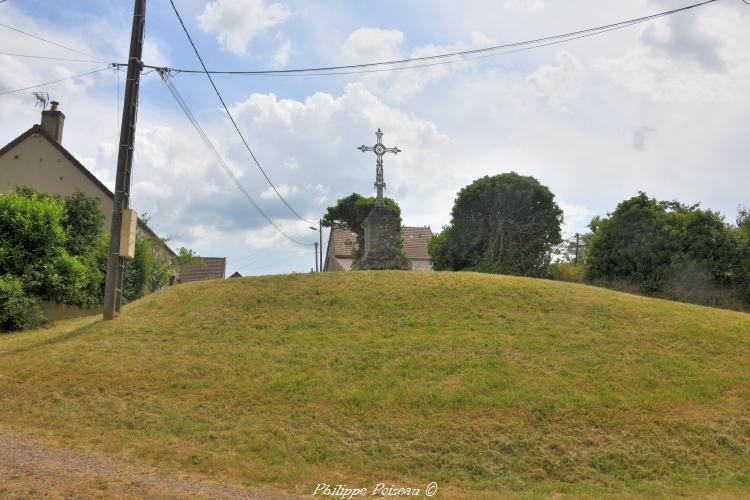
[0,102,175,263]
[180,257,227,283]
[323,226,434,271]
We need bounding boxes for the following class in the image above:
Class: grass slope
[1,272,749,497]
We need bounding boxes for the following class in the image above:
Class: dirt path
[0,427,293,499]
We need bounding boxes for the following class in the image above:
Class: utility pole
[313,242,319,272]
[574,233,580,266]
[319,218,323,272]
[103,0,147,320]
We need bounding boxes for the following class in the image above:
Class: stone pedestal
[354,205,410,270]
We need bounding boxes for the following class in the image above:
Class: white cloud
[526,51,586,107]
[632,126,655,151]
[272,38,292,67]
[340,28,499,101]
[503,0,545,12]
[197,0,291,56]
[595,47,731,104]
[260,184,297,199]
[559,202,593,234]
[227,83,454,227]
[341,27,404,64]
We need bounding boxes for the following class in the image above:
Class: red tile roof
[330,226,433,260]
[332,228,359,258]
[402,226,433,260]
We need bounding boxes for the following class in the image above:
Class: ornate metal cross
[358,128,401,206]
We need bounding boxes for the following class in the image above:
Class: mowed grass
[0,272,749,497]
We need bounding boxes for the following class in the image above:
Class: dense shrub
[0,275,36,332]
[0,189,184,330]
[430,172,563,277]
[548,263,585,283]
[586,193,749,309]
[0,191,88,303]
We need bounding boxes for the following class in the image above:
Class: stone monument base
[354,204,411,271]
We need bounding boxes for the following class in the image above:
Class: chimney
[41,100,65,143]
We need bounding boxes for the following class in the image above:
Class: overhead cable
[151,0,718,76]
[168,0,314,225]
[0,66,111,96]
[0,21,101,61]
[0,51,108,63]
[160,72,312,247]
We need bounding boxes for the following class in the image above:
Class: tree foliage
[122,236,151,303]
[0,191,87,304]
[0,189,191,330]
[61,189,105,257]
[0,275,36,332]
[430,172,563,277]
[586,193,749,307]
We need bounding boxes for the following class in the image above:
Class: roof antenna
[32,91,50,110]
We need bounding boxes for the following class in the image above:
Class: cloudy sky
[1,0,748,276]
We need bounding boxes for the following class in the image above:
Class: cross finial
[358,128,401,206]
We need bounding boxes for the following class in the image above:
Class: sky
[1,0,749,276]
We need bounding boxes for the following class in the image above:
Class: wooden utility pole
[319,219,323,272]
[103,0,147,320]
[314,242,319,272]
[574,233,581,266]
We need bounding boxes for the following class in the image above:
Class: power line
[0,51,108,63]
[226,244,287,265]
[0,66,111,96]
[159,72,312,247]
[151,0,718,77]
[6,0,708,81]
[0,22,101,61]
[178,20,650,79]
[167,0,313,225]
[229,245,294,270]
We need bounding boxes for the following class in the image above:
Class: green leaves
[586,193,750,307]
[0,275,36,332]
[430,172,563,277]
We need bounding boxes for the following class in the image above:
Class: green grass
[1,272,749,497]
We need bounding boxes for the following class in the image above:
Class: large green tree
[430,172,563,277]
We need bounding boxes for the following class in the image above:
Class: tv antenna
[32,91,50,110]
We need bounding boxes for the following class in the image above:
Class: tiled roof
[332,228,359,258]
[330,226,433,260]
[402,226,433,260]
[180,257,226,282]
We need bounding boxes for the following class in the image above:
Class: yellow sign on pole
[119,209,137,260]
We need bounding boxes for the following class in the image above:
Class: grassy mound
[1,272,749,497]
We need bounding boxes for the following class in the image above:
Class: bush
[586,193,750,310]
[548,263,585,283]
[430,172,563,276]
[0,275,37,332]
